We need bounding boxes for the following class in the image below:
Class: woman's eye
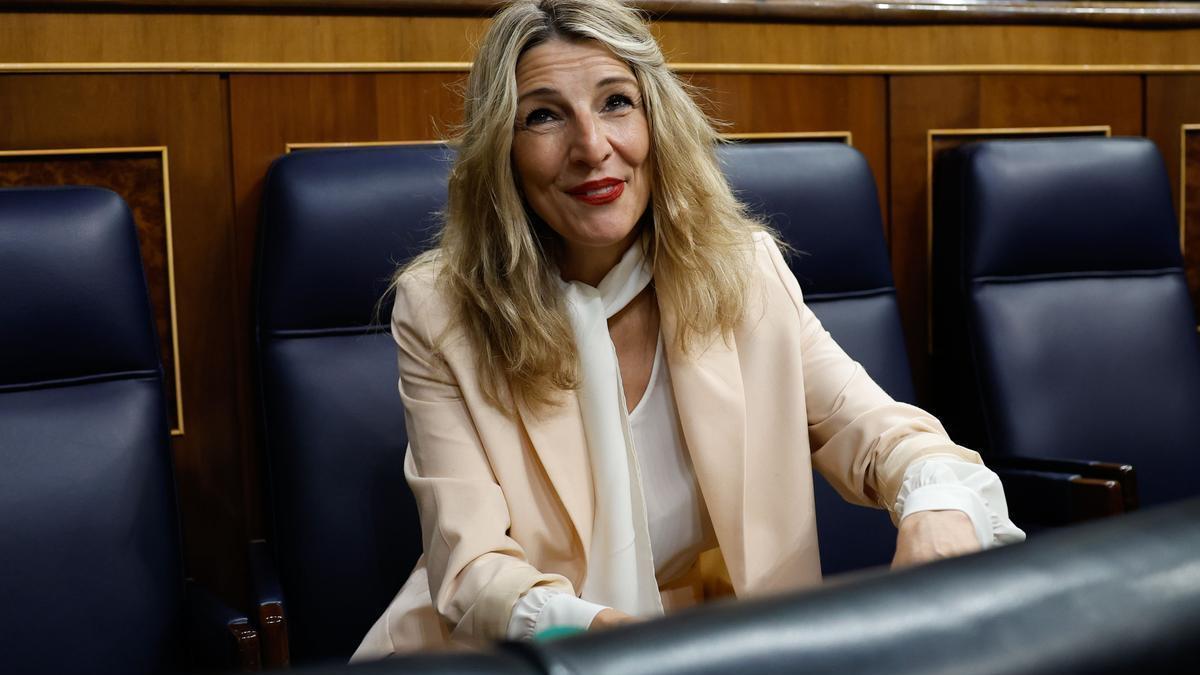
[603,94,634,112]
[523,108,557,127]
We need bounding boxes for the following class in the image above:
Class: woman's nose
[568,113,613,167]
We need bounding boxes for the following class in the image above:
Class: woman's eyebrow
[596,75,637,89]
[516,76,638,104]
[517,86,559,104]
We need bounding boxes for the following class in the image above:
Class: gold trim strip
[285,139,444,152]
[721,131,853,145]
[1182,124,1200,257]
[8,62,1200,75]
[0,145,186,436]
[0,145,170,156]
[924,125,1112,353]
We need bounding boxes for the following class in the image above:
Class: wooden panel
[0,148,184,435]
[684,73,887,225]
[8,0,1200,28]
[228,71,464,307]
[0,13,486,63]
[889,74,1142,400]
[0,74,246,606]
[655,22,1200,67]
[7,11,1200,68]
[1146,76,1200,319]
[8,0,1200,27]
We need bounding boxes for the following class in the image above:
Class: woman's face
[511,38,652,282]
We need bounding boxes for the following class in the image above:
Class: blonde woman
[354,0,1023,658]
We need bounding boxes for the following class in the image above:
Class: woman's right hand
[589,608,639,631]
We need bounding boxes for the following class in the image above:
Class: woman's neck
[558,229,642,287]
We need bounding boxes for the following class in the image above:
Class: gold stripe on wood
[1182,124,1200,256]
[924,125,1113,352]
[0,145,186,436]
[721,131,853,145]
[285,139,444,153]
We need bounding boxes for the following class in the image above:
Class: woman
[354,0,1023,658]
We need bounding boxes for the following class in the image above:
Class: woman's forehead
[515,38,635,92]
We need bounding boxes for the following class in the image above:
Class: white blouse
[505,335,1025,640]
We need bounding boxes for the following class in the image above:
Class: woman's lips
[566,179,625,205]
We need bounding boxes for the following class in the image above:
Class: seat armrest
[988,456,1137,512]
[994,468,1124,528]
[249,539,290,669]
[185,579,262,672]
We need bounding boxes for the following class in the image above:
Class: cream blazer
[353,235,982,659]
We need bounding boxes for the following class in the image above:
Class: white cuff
[505,587,609,641]
[894,455,1026,549]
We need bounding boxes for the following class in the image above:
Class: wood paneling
[889,74,1142,399]
[1146,76,1200,318]
[7,11,1200,68]
[228,71,464,299]
[0,74,246,606]
[684,73,887,225]
[7,0,1200,28]
[0,13,487,64]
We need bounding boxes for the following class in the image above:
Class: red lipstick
[566,178,625,205]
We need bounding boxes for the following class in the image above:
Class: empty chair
[256,144,453,663]
[932,137,1200,508]
[0,186,257,674]
[717,141,909,574]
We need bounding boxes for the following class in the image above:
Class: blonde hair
[404,0,768,412]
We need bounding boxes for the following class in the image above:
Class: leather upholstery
[718,141,907,574]
[932,137,1200,507]
[256,144,454,662]
[0,187,183,674]
[514,497,1200,675]
[293,498,1200,674]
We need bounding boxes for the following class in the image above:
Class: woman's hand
[891,509,981,569]
[589,608,639,631]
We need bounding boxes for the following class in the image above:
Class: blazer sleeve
[759,236,984,516]
[391,268,575,643]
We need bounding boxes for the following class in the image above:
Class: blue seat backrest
[256,144,454,662]
[0,187,182,674]
[717,141,910,574]
[932,137,1200,507]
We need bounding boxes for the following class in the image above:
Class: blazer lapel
[662,308,749,594]
[517,391,593,567]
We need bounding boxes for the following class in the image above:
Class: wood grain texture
[889,74,1142,401]
[0,74,247,608]
[6,1,1200,27]
[685,73,887,227]
[1187,129,1200,315]
[0,12,487,64]
[6,11,1200,67]
[1146,76,1200,320]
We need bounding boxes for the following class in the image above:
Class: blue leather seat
[0,187,256,674]
[256,144,454,663]
[932,137,1200,508]
[717,141,907,575]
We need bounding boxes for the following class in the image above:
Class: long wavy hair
[403,0,768,413]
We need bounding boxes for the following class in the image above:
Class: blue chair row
[251,136,1194,665]
[0,187,261,673]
